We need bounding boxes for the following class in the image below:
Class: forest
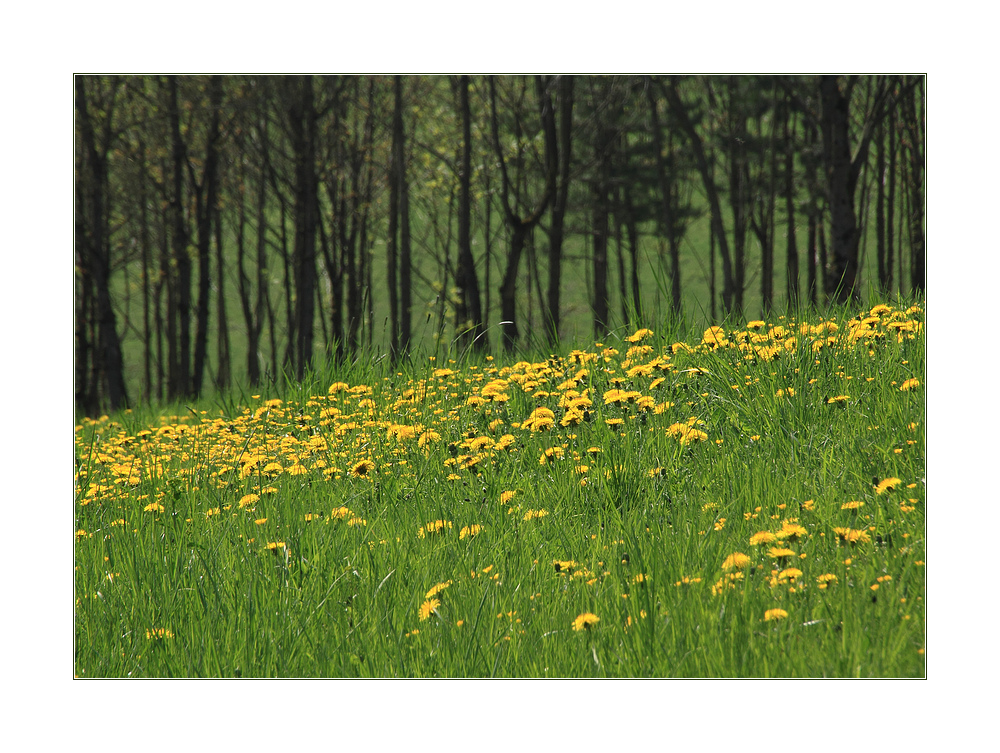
[74,74,925,416]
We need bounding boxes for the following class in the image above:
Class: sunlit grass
[74,300,925,677]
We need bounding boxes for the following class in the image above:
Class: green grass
[74,298,925,677]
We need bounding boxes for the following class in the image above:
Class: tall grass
[74,299,925,677]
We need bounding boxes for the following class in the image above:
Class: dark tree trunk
[454,75,487,351]
[784,104,800,309]
[287,75,319,380]
[192,75,223,397]
[876,117,888,294]
[662,78,736,314]
[75,76,129,415]
[236,159,261,388]
[818,75,889,303]
[903,78,925,293]
[214,180,231,391]
[489,76,556,352]
[887,102,897,295]
[545,74,574,345]
[137,137,153,404]
[387,84,400,358]
[646,80,681,314]
[166,75,191,398]
[396,77,413,356]
[727,77,749,317]
[591,171,611,338]
[819,76,857,302]
[804,117,820,306]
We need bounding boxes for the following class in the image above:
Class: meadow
[74,300,925,678]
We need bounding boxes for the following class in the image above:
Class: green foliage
[75,299,925,677]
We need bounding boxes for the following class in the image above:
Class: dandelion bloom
[875,477,902,495]
[425,581,453,599]
[722,552,751,571]
[840,500,865,511]
[899,378,920,391]
[459,524,483,540]
[572,613,600,631]
[764,609,788,622]
[146,628,175,640]
[749,531,777,546]
[418,598,441,621]
[238,493,260,508]
[827,395,850,404]
[767,547,796,561]
[143,502,165,513]
[833,527,871,545]
[777,568,803,581]
[777,522,808,541]
[816,573,838,588]
[626,328,654,343]
[350,460,376,477]
[701,326,728,347]
[418,520,453,538]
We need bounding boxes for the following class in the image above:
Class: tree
[282,75,320,380]
[75,75,129,414]
[489,76,556,352]
[453,74,488,351]
[817,75,890,303]
[662,77,737,315]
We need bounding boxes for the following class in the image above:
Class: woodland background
[74,74,925,416]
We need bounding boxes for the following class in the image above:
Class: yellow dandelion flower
[499,490,517,505]
[350,460,376,477]
[145,627,175,640]
[419,598,441,621]
[721,552,751,571]
[777,522,808,541]
[749,531,777,546]
[875,477,902,494]
[827,395,850,404]
[144,502,165,513]
[767,547,796,561]
[777,567,803,581]
[238,493,260,508]
[418,520,453,538]
[816,573,838,588]
[626,328,654,343]
[523,509,549,521]
[764,608,789,622]
[899,378,920,391]
[459,524,483,539]
[425,581,453,599]
[572,612,600,631]
[841,500,865,511]
[833,527,871,545]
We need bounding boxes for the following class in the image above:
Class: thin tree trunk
[192,75,223,397]
[454,75,487,350]
[287,75,319,379]
[876,117,888,293]
[489,76,555,352]
[166,76,192,398]
[545,74,574,345]
[904,77,925,293]
[784,105,800,309]
[662,78,736,314]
